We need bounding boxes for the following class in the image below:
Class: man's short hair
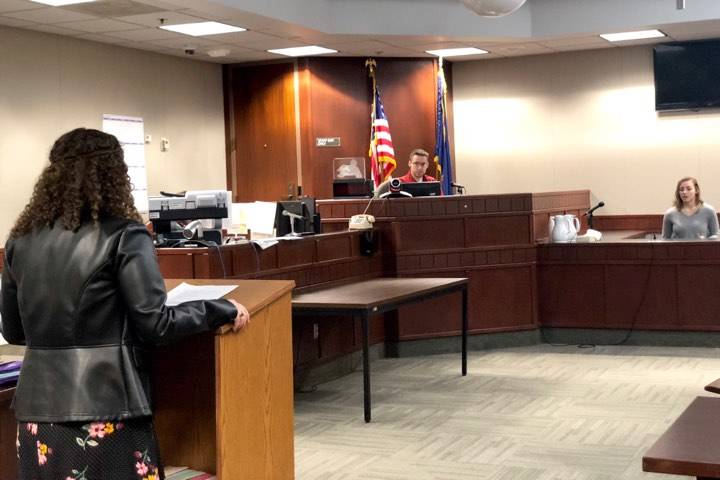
[409,148,430,160]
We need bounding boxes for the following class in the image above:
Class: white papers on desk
[166,282,237,306]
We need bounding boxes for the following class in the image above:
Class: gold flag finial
[365,58,377,77]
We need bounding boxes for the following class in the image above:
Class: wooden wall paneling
[228,62,298,202]
[301,58,369,200]
[316,233,353,262]
[318,316,358,360]
[531,190,590,211]
[465,214,532,247]
[604,264,678,329]
[222,65,235,194]
[678,265,720,329]
[293,319,319,367]
[395,290,463,340]
[157,251,194,278]
[537,265,606,327]
[393,218,465,251]
[469,265,536,331]
[593,214,664,232]
[277,238,316,268]
[299,58,437,199]
[193,252,212,279]
[374,58,438,179]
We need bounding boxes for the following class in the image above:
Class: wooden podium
[0,280,295,480]
[153,279,296,480]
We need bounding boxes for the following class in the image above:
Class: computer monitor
[399,181,442,197]
[274,201,315,236]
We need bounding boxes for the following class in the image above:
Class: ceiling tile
[0,0,44,14]
[150,35,224,49]
[550,42,615,52]
[104,27,183,42]
[0,16,36,28]
[27,23,86,36]
[538,36,609,48]
[56,18,141,33]
[488,43,555,55]
[74,33,136,46]
[3,7,96,24]
[116,10,205,28]
[204,29,284,46]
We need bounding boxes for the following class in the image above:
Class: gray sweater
[661,204,719,239]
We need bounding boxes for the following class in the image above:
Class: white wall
[453,45,720,215]
[0,26,226,244]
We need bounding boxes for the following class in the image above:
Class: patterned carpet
[294,344,720,479]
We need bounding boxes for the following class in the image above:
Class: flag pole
[366,58,381,189]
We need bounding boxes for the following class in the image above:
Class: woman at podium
[1,128,249,480]
[662,176,719,239]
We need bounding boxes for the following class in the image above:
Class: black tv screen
[654,39,720,111]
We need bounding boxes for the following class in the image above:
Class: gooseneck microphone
[585,201,605,216]
[450,182,466,195]
[584,201,605,229]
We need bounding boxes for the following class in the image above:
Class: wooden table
[705,378,720,395]
[292,277,469,422]
[643,396,720,479]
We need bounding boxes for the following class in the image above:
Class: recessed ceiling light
[30,0,96,5]
[425,47,489,57]
[159,21,246,37]
[268,46,338,57]
[600,29,666,42]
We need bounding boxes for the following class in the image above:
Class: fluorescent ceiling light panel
[425,47,489,57]
[30,0,96,5]
[600,29,665,42]
[159,21,245,37]
[268,46,337,57]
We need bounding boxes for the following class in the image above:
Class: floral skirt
[17,417,164,480]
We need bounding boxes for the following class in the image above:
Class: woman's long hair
[9,128,141,239]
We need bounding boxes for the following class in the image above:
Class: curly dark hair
[9,128,141,239]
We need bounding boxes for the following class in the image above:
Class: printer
[148,190,230,247]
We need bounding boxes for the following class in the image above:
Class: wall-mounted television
[654,39,720,112]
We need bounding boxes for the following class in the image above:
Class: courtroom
[3,1,720,479]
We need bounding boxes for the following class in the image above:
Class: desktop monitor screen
[399,181,441,197]
[274,201,316,236]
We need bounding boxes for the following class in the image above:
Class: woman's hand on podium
[228,299,250,332]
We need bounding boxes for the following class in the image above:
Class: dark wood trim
[593,214,663,232]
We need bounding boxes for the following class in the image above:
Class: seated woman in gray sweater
[662,176,719,239]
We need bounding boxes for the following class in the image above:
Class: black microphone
[584,201,605,216]
[450,182,466,195]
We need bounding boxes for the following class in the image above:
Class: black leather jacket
[1,218,237,422]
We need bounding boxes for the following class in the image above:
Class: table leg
[462,286,468,376]
[362,313,371,423]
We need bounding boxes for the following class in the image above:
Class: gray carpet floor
[294,344,720,479]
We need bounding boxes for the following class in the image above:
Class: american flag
[369,86,397,188]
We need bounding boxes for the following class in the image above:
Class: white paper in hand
[166,282,238,306]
